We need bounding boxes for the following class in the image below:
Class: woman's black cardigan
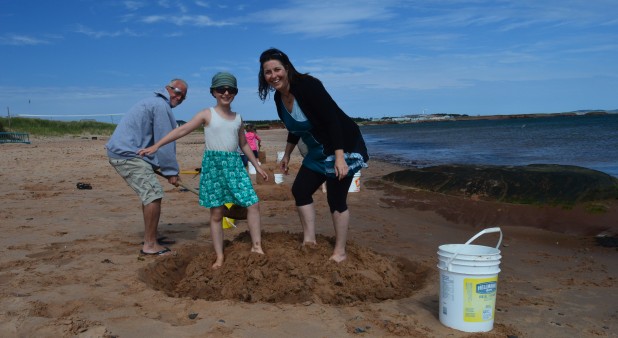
[274,75,368,161]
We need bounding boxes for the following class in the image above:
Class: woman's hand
[280,154,291,174]
[334,156,348,180]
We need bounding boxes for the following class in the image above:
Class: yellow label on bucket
[463,276,497,322]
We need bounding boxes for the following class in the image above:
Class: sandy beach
[0,128,616,337]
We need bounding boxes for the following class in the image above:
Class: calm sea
[360,114,618,178]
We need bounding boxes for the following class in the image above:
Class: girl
[244,124,262,160]
[139,72,267,268]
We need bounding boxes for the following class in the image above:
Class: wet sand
[0,129,616,337]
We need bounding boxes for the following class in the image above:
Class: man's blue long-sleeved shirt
[106,88,179,176]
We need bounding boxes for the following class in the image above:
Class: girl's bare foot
[299,241,318,253]
[212,255,224,269]
[329,252,347,263]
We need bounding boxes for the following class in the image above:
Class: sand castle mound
[138,232,429,305]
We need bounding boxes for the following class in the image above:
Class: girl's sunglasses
[214,86,238,95]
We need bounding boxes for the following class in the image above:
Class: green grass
[584,202,610,214]
[0,117,116,137]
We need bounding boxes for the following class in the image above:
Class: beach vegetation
[584,202,610,214]
[0,117,116,136]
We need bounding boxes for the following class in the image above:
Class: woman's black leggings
[291,165,354,213]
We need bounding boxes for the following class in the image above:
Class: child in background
[244,124,261,160]
[139,72,267,269]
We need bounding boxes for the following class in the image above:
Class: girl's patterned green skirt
[198,150,259,208]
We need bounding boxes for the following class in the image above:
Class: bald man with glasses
[106,78,188,256]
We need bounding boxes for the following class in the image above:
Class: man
[106,79,188,256]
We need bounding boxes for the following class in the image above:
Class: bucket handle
[464,227,502,248]
[445,227,502,270]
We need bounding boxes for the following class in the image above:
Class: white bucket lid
[438,244,501,257]
[437,227,503,272]
[437,262,501,274]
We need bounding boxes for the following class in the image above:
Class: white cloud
[74,25,142,38]
[141,14,233,27]
[249,1,396,38]
[123,1,146,11]
[0,34,50,46]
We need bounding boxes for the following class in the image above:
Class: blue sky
[1,0,617,123]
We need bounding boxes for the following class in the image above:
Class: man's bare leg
[141,199,170,254]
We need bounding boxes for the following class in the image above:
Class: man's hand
[168,175,180,187]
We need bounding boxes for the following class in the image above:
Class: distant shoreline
[454,110,612,121]
[359,110,615,126]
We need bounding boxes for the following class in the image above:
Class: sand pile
[139,231,429,305]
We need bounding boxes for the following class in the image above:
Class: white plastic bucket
[437,227,503,333]
[348,172,361,192]
[247,162,256,175]
[274,173,284,184]
[277,151,285,163]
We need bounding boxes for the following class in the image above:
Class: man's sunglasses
[214,86,238,95]
[168,86,186,99]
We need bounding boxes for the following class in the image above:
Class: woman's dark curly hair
[258,48,308,101]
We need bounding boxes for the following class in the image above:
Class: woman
[139,72,266,269]
[258,48,368,262]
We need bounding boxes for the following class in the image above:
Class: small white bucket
[277,151,285,163]
[274,173,284,184]
[247,162,256,175]
[437,227,503,333]
[348,172,361,192]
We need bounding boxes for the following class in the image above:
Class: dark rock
[595,236,618,248]
[381,164,618,205]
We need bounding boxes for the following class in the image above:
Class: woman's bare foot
[329,252,347,263]
[212,255,224,269]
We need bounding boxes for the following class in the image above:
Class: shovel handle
[155,171,199,196]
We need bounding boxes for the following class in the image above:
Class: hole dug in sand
[138,232,429,305]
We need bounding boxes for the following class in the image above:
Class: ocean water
[360,114,618,178]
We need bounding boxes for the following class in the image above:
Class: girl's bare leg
[246,202,264,254]
[209,206,226,269]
